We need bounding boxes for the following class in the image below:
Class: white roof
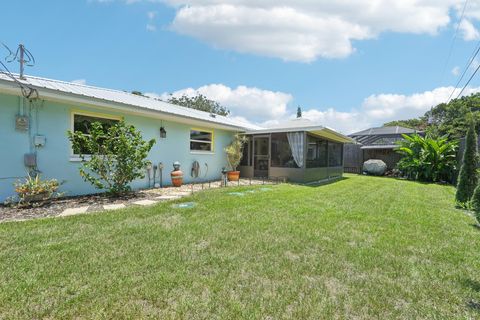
[245,118,353,143]
[0,73,260,131]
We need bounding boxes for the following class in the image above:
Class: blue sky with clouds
[2,0,480,133]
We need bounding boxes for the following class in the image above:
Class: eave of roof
[0,73,261,131]
[244,125,353,143]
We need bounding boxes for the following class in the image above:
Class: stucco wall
[0,93,234,201]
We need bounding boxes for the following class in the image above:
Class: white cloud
[452,66,460,76]
[154,84,293,122]
[284,86,480,134]
[161,0,461,61]
[458,19,480,40]
[71,79,87,85]
[149,83,480,134]
[146,24,157,31]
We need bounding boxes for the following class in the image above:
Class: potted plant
[14,173,61,206]
[225,134,247,181]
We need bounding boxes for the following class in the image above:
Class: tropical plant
[13,173,61,206]
[167,94,230,116]
[395,134,458,183]
[68,120,155,195]
[456,120,479,205]
[225,134,247,171]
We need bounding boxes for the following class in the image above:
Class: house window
[306,135,328,168]
[72,113,120,155]
[328,141,343,167]
[270,133,298,168]
[190,129,214,152]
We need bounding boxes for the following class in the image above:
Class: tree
[383,118,427,131]
[297,106,302,118]
[167,94,230,116]
[396,134,458,183]
[471,184,480,224]
[456,120,479,205]
[225,134,247,172]
[68,121,155,195]
[383,93,480,140]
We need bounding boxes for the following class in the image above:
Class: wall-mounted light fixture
[160,120,167,138]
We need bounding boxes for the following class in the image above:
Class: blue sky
[2,0,480,133]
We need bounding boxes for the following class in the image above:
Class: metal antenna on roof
[4,44,35,80]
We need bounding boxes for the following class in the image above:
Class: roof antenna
[6,44,35,80]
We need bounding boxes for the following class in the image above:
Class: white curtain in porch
[286,132,304,168]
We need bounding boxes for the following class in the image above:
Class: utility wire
[441,0,469,82]
[446,40,480,102]
[455,60,480,100]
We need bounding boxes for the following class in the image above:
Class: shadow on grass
[462,279,480,313]
[303,176,349,188]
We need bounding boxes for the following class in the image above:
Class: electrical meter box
[34,135,46,147]
[15,115,29,131]
[24,153,37,167]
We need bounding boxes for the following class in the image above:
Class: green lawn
[1,175,480,319]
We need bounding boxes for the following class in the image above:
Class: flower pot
[171,170,184,187]
[23,192,50,203]
[227,171,240,181]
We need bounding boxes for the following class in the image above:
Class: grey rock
[363,159,387,176]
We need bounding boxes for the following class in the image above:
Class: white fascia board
[0,82,246,132]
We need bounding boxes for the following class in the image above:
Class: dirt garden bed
[0,178,278,223]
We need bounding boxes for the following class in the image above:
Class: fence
[343,143,363,174]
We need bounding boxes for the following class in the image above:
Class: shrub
[456,121,479,205]
[396,134,458,183]
[12,174,61,207]
[472,184,480,224]
[225,134,247,171]
[68,120,155,195]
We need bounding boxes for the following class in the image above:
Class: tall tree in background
[297,106,302,118]
[167,94,230,116]
[455,120,479,206]
[384,93,480,140]
[383,118,427,131]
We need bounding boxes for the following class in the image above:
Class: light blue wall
[0,92,235,201]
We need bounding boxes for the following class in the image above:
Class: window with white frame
[190,129,214,152]
[72,113,120,155]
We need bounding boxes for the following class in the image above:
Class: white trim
[190,151,215,155]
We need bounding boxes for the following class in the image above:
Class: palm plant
[396,134,458,183]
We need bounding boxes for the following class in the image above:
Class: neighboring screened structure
[239,118,351,183]
[345,126,422,172]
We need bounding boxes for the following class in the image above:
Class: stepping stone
[103,204,126,211]
[59,206,89,217]
[169,191,191,196]
[155,195,180,200]
[132,199,158,206]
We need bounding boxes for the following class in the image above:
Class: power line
[441,0,469,82]
[446,40,480,102]
[455,60,480,100]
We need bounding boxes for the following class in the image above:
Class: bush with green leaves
[455,121,478,205]
[225,134,247,171]
[68,120,155,195]
[396,134,458,183]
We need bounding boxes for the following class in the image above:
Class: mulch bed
[0,179,276,223]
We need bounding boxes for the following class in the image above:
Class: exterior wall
[0,93,234,201]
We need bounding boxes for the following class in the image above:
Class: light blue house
[0,74,351,202]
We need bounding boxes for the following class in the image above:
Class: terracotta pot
[171,170,184,187]
[227,171,240,181]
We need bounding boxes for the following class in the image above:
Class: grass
[1,174,480,319]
